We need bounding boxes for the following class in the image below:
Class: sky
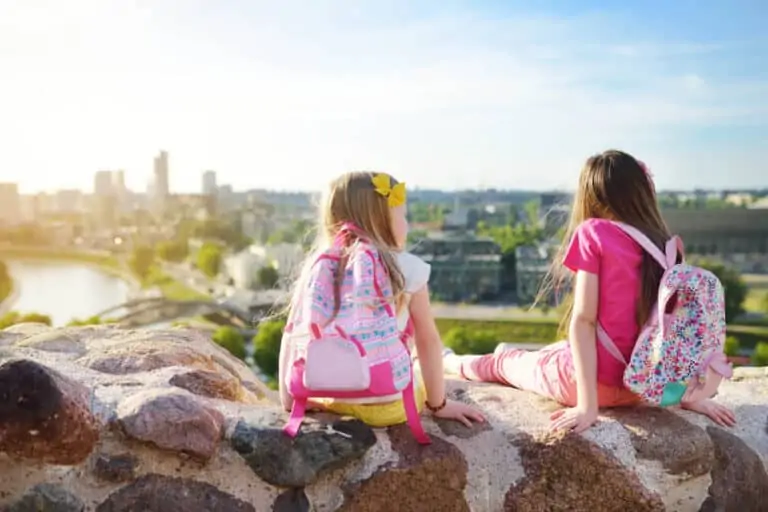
[1,0,766,194]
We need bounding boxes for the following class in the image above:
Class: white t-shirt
[395,251,432,332]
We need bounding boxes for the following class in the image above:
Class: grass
[435,317,560,345]
[435,315,768,350]
[0,245,120,269]
[142,266,208,301]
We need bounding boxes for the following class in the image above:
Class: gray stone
[5,483,84,512]
[272,489,310,512]
[230,418,376,487]
[699,426,768,512]
[95,474,254,512]
[116,388,224,460]
[92,453,138,483]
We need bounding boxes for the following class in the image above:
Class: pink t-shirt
[563,218,643,387]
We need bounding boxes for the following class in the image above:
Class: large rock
[0,325,766,511]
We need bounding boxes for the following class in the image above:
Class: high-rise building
[153,151,169,197]
[153,150,170,215]
[0,183,20,225]
[94,170,114,196]
[202,170,217,196]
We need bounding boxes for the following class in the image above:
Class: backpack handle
[608,221,682,270]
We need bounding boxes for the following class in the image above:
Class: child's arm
[551,269,599,433]
[409,287,446,407]
[278,336,292,411]
[569,270,600,413]
[410,286,485,426]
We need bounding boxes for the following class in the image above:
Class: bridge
[95,296,279,327]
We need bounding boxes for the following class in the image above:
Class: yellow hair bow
[372,173,407,207]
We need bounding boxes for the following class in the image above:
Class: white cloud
[0,1,765,192]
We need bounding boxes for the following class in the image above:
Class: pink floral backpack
[597,221,734,406]
[281,225,429,444]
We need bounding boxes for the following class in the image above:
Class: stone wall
[0,324,767,511]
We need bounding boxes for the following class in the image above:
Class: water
[4,260,130,326]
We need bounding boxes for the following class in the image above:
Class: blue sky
[0,0,766,193]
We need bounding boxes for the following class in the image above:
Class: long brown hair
[538,150,674,334]
[289,171,405,321]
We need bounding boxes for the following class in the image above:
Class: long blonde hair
[537,150,674,335]
[288,171,405,321]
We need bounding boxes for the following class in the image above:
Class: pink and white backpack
[597,221,734,407]
[281,226,429,444]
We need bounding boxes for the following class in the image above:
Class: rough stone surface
[92,453,138,483]
[700,426,768,511]
[94,474,255,512]
[0,359,98,464]
[5,483,85,512]
[505,432,665,511]
[169,368,241,401]
[230,417,377,487]
[0,325,766,512]
[273,488,311,512]
[116,387,225,460]
[339,424,470,512]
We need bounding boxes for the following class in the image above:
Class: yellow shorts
[318,374,427,428]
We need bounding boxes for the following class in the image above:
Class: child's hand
[432,399,486,427]
[681,399,736,427]
[549,405,598,434]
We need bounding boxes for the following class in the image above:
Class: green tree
[723,336,740,357]
[0,260,11,302]
[267,219,314,247]
[186,219,251,251]
[130,245,155,279]
[197,242,223,278]
[157,239,189,262]
[750,341,768,366]
[212,326,246,360]
[68,315,103,326]
[442,327,498,355]
[698,261,748,323]
[253,319,286,378]
[761,291,768,315]
[0,311,53,329]
[256,265,280,289]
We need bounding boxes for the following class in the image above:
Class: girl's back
[564,218,644,387]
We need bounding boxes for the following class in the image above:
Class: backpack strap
[608,221,682,270]
[596,324,628,366]
[597,222,684,366]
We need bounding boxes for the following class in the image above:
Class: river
[4,260,130,326]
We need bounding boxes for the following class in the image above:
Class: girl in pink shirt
[444,150,736,433]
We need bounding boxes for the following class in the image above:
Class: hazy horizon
[1,1,766,194]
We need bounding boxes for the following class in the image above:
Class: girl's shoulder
[395,251,431,294]
[576,218,626,241]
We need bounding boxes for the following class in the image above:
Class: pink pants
[458,341,639,407]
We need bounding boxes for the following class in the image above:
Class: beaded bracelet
[425,397,447,413]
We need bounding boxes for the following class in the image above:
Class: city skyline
[1,1,767,194]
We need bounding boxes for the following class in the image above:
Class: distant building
[153,150,170,214]
[223,243,304,290]
[202,170,217,196]
[515,244,552,304]
[55,189,84,214]
[662,208,768,273]
[539,192,571,214]
[410,232,502,302]
[0,183,20,225]
[93,171,113,196]
[663,209,768,255]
